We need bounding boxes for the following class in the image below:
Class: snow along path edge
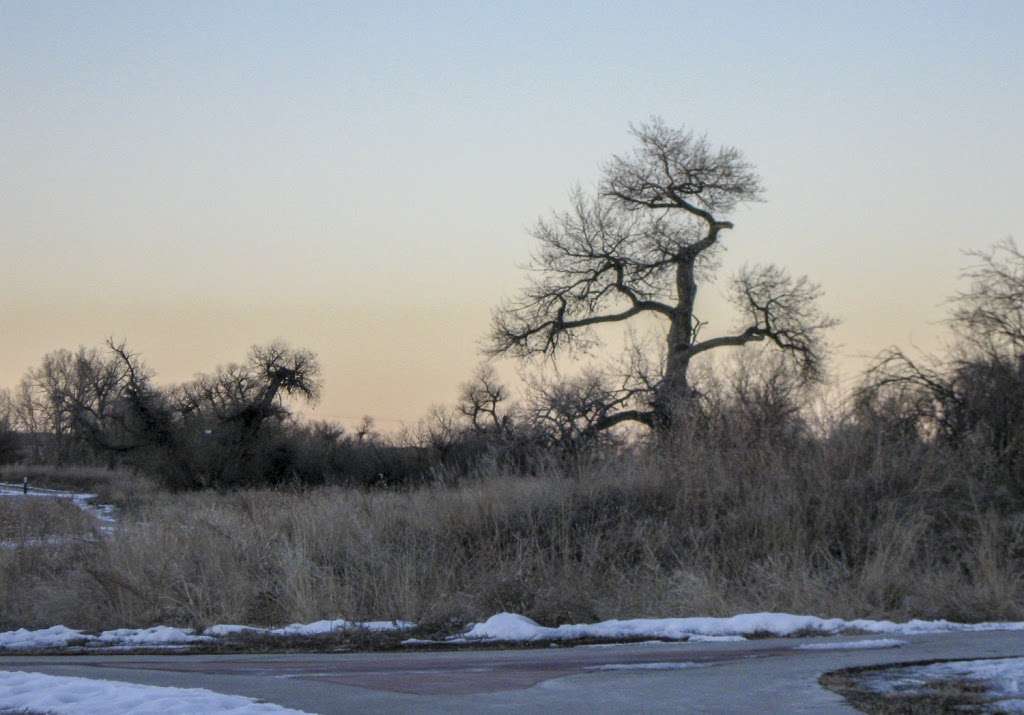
[0,670,312,714]
[0,619,414,651]
[446,612,1024,643]
[6,610,1024,652]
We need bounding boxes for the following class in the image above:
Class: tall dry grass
[2,425,1022,633]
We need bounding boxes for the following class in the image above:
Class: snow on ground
[856,656,1024,712]
[795,638,905,651]
[0,625,86,650]
[0,625,207,651]
[0,619,414,651]
[253,618,416,637]
[95,626,211,645]
[0,670,311,714]
[5,610,1024,653]
[453,612,1024,643]
[204,619,415,638]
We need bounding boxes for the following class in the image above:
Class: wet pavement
[3,630,1024,713]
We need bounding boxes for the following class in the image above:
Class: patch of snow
[96,626,211,645]
[795,638,905,651]
[0,625,87,649]
[204,624,265,637]
[457,612,1024,643]
[857,656,1024,711]
[265,619,414,636]
[1,618,411,652]
[0,670,311,714]
[204,619,414,638]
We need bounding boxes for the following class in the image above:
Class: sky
[2,1,1022,430]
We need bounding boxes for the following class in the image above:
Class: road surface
[3,630,1023,713]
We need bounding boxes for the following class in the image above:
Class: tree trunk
[655,258,698,427]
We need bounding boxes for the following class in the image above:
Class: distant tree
[167,341,322,486]
[16,346,127,464]
[176,341,320,434]
[457,364,511,433]
[952,238,1024,357]
[0,389,18,463]
[861,239,1024,459]
[490,119,836,430]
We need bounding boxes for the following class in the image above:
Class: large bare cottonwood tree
[490,119,836,430]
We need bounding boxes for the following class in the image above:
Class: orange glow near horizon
[3,3,1021,430]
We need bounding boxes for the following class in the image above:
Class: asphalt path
[3,631,1024,713]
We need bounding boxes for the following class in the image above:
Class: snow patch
[1,618,412,652]
[0,625,87,649]
[0,670,310,714]
[263,619,414,636]
[96,626,211,645]
[857,656,1024,711]
[457,612,1024,643]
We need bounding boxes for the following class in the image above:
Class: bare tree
[859,238,1024,455]
[16,346,127,463]
[457,364,510,432]
[952,238,1024,357]
[522,370,629,448]
[490,119,836,429]
[176,340,321,436]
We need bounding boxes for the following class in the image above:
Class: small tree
[490,119,836,429]
[860,238,1024,460]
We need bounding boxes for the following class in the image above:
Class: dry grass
[3,428,1023,635]
[0,497,96,541]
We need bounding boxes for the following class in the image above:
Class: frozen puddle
[0,670,311,714]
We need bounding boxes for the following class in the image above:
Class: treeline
[0,335,637,489]
[2,240,1023,495]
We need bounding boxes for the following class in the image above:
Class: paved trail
[3,631,1023,713]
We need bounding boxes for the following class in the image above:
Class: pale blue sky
[2,1,1022,426]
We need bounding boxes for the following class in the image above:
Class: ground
[3,630,1024,713]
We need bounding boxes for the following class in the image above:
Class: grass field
[2,428,1022,635]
